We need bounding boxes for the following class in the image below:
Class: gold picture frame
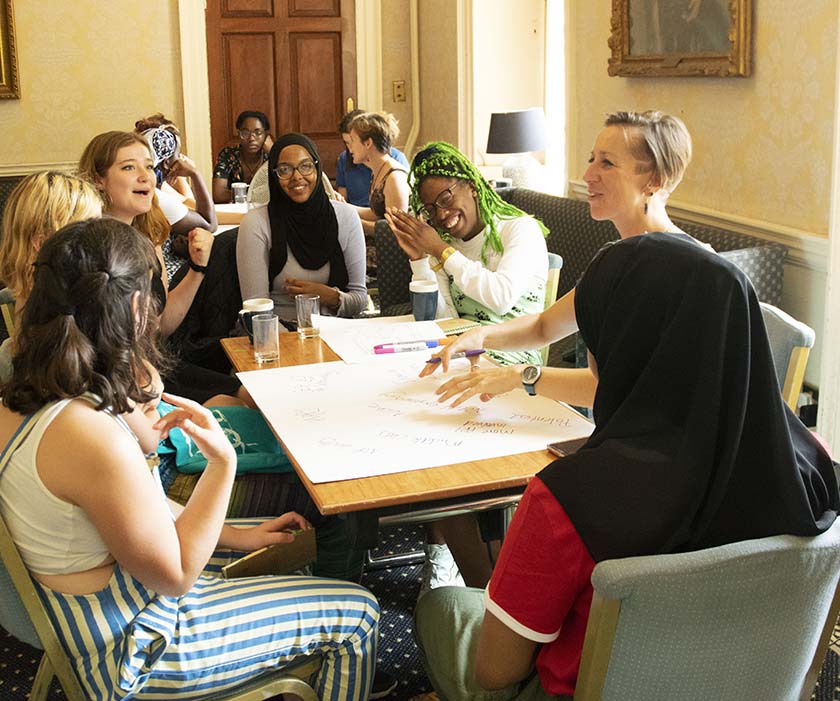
[608,0,751,78]
[0,0,19,98]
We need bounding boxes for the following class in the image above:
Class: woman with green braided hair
[385,141,549,368]
[385,141,550,595]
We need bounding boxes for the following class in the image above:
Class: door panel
[206,0,356,180]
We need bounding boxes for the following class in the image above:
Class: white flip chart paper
[238,355,593,484]
[317,315,445,364]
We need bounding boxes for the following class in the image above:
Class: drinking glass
[253,313,280,363]
[295,294,321,339]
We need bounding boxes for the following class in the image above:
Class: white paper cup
[239,298,274,341]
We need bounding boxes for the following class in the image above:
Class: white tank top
[0,398,123,575]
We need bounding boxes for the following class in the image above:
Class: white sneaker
[418,543,464,598]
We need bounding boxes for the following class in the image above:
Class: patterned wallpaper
[572,1,838,237]
[0,0,185,168]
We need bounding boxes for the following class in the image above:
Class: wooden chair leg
[29,656,55,701]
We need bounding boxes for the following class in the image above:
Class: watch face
[523,365,540,384]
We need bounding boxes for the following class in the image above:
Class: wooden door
[206,0,356,179]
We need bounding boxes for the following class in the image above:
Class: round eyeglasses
[274,160,318,180]
[420,181,460,220]
[239,128,266,140]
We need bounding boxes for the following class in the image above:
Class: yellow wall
[380,0,414,153]
[473,0,546,167]
[0,0,184,169]
[571,1,838,237]
[417,0,459,148]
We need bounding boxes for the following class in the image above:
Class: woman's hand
[263,133,275,153]
[434,366,522,408]
[188,227,214,267]
[223,513,312,552]
[420,326,488,377]
[167,153,198,180]
[154,392,236,466]
[385,207,446,261]
[285,278,340,311]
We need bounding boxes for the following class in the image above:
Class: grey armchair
[575,518,840,701]
[760,302,816,411]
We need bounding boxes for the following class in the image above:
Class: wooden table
[221,334,562,545]
[214,202,249,225]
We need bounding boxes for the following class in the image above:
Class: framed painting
[608,0,752,77]
[0,0,19,98]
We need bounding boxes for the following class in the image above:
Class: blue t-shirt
[335,147,410,206]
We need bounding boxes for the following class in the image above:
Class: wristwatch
[188,259,209,274]
[521,365,542,396]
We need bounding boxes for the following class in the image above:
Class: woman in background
[237,132,367,324]
[213,110,273,203]
[345,112,410,278]
[134,113,218,258]
[0,217,380,701]
[336,108,409,206]
[415,233,839,700]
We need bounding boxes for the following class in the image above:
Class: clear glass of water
[232,182,248,204]
[252,313,280,363]
[295,294,321,339]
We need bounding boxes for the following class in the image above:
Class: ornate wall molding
[0,162,77,177]
[568,180,828,274]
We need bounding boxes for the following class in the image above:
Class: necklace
[369,159,389,194]
[239,150,262,182]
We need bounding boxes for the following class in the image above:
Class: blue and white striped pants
[35,520,380,700]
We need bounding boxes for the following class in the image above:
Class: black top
[540,233,838,562]
[266,133,348,290]
[369,167,407,219]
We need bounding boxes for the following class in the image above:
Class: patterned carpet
[1,524,838,701]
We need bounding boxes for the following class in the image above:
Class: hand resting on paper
[420,325,488,377]
[434,365,522,408]
[220,512,312,552]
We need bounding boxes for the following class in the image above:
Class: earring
[644,192,651,215]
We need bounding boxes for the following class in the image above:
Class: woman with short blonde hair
[345,111,410,238]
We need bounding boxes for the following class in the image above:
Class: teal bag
[157,402,293,474]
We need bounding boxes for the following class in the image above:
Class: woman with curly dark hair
[0,218,380,701]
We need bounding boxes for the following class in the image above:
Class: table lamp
[486,108,546,188]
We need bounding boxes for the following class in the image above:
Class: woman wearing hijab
[414,233,839,700]
[237,133,367,324]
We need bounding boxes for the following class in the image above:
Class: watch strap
[188,259,208,274]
